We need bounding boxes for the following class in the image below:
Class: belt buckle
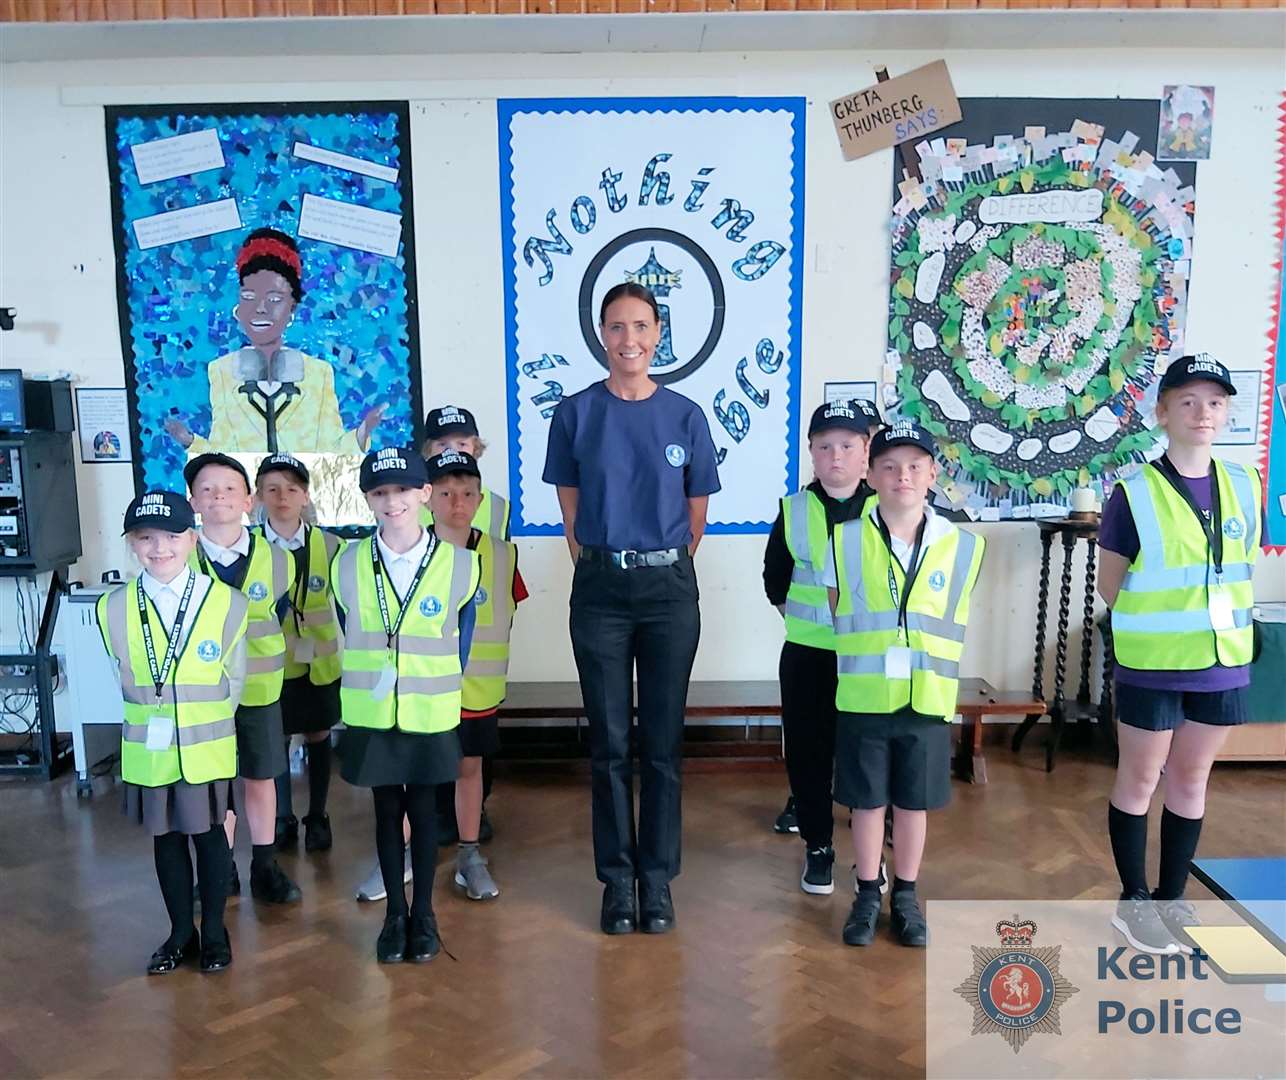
[616,549,638,569]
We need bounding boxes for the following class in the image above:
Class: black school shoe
[377,915,407,963]
[406,914,442,963]
[303,812,332,853]
[250,860,302,904]
[639,883,675,934]
[200,934,233,973]
[890,890,928,947]
[600,880,637,935]
[275,815,299,850]
[773,795,799,834]
[147,932,200,975]
[843,891,882,947]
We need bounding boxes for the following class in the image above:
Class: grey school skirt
[122,778,230,837]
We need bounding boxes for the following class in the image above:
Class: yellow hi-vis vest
[190,533,294,706]
[782,490,836,649]
[833,511,984,721]
[257,525,344,686]
[462,532,517,711]
[1111,460,1261,670]
[332,536,481,733]
[98,578,248,786]
[421,488,511,540]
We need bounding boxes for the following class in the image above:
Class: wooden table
[954,678,1046,785]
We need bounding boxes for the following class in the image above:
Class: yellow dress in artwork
[187,347,360,455]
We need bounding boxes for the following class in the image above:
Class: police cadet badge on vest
[954,915,1079,1053]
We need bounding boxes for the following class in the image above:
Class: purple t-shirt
[1100,468,1248,691]
[543,381,721,551]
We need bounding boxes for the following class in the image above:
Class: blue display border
[497,96,806,537]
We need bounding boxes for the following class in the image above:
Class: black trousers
[570,553,701,890]
[779,640,838,850]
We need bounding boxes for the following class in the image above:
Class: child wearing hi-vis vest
[253,454,344,855]
[1097,355,1264,956]
[826,422,985,949]
[425,449,528,901]
[100,491,248,975]
[762,399,877,895]
[334,447,480,963]
[185,452,302,906]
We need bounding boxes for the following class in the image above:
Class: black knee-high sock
[275,743,294,820]
[193,826,230,944]
[1108,803,1149,898]
[373,785,408,919]
[1155,807,1203,901]
[405,783,439,919]
[153,831,196,946]
[306,737,331,817]
[435,781,454,817]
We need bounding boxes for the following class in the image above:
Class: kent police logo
[419,596,443,618]
[1223,517,1244,540]
[196,639,221,662]
[928,569,947,592]
[308,574,326,593]
[579,229,726,386]
[475,587,488,606]
[665,444,687,468]
[954,915,1078,1054]
[247,581,269,602]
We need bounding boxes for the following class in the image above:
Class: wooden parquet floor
[1,751,1283,1079]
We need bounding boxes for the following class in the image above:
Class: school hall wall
[1,44,1282,692]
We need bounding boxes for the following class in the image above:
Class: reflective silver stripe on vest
[342,669,462,695]
[1226,463,1259,552]
[398,635,461,657]
[119,680,234,706]
[246,653,286,674]
[784,599,832,626]
[246,621,281,640]
[336,542,360,615]
[464,658,508,676]
[837,519,869,619]
[1122,470,1163,570]
[1111,607,1253,634]
[123,715,236,745]
[786,493,810,563]
[440,546,475,639]
[471,539,514,644]
[270,543,290,602]
[837,652,960,678]
[1124,562,1253,593]
[489,494,508,538]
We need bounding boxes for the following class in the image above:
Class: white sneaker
[355,860,413,902]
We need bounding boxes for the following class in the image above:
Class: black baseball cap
[425,449,482,484]
[123,490,195,534]
[808,400,873,437]
[183,452,251,492]
[360,446,428,492]
[256,452,310,486]
[1158,353,1236,396]
[869,420,936,461]
[424,405,479,441]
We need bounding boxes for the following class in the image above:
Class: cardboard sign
[829,61,962,163]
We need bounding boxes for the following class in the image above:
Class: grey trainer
[355,859,413,903]
[454,846,500,901]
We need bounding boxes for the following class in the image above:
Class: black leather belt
[579,546,686,569]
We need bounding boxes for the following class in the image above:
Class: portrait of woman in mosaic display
[106,102,421,524]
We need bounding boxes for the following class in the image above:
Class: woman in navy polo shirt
[543,282,721,937]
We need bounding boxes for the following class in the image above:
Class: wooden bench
[498,678,1043,784]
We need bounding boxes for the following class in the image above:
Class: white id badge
[885,646,913,680]
[145,713,175,751]
[372,665,397,700]
[1208,590,1235,632]
[292,637,315,663]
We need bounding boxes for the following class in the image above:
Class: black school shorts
[834,706,952,811]
[234,701,287,780]
[1115,682,1250,732]
[457,714,500,758]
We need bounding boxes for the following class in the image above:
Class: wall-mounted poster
[885,99,1197,520]
[1261,92,1286,552]
[105,102,422,526]
[499,97,805,535]
[1158,84,1215,163]
[75,387,132,463]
